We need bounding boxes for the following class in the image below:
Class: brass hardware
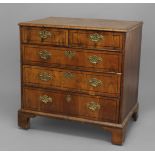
[64,51,75,59]
[39,30,51,41]
[89,33,103,42]
[89,55,102,64]
[38,72,52,81]
[64,72,75,79]
[87,101,100,111]
[89,78,102,87]
[39,50,51,60]
[65,94,72,103]
[40,95,52,104]
[116,73,122,75]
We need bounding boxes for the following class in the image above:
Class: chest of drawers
[18,17,142,145]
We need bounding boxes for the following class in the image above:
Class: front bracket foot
[18,110,35,129]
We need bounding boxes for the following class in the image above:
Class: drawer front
[22,45,122,73]
[69,30,124,50]
[23,66,121,96]
[21,27,68,46]
[23,87,119,123]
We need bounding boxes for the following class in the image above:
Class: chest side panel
[120,25,142,123]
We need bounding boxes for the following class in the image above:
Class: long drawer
[23,87,119,123]
[23,65,121,97]
[22,45,122,73]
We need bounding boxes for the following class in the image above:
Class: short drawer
[23,66,121,97]
[23,87,119,123]
[69,30,124,50]
[20,26,68,46]
[22,45,122,73]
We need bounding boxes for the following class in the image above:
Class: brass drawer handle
[89,55,102,64]
[64,51,75,59]
[39,50,51,60]
[89,33,103,42]
[39,30,51,41]
[89,78,102,87]
[40,95,52,104]
[65,94,72,103]
[38,72,52,81]
[87,101,100,111]
[64,72,75,79]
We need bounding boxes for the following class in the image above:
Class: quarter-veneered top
[19,16,143,32]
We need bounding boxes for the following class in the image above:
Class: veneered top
[19,16,143,32]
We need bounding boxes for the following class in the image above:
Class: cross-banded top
[19,16,143,32]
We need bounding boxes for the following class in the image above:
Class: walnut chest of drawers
[18,17,143,145]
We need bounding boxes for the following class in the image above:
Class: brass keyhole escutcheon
[65,94,72,103]
[64,51,76,59]
[64,72,75,79]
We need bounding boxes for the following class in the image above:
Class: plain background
[0,3,154,150]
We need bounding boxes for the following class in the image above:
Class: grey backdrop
[0,3,154,150]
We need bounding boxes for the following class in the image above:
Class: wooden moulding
[18,103,138,145]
